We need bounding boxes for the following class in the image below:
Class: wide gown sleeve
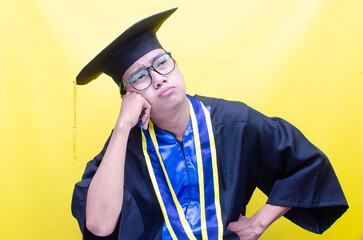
[71,135,144,240]
[246,108,348,234]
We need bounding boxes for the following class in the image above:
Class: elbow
[85,218,116,237]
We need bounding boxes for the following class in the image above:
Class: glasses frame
[120,51,175,94]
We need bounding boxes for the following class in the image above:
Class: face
[122,48,186,116]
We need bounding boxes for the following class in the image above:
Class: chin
[153,93,185,113]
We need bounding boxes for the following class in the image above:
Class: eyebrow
[128,52,166,78]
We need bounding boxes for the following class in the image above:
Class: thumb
[227,215,246,231]
[227,221,238,231]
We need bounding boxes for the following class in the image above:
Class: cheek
[174,70,185,85]
[139,90,157,106]
[175,75,185,91]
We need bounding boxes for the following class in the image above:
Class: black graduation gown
[71,95,348,239]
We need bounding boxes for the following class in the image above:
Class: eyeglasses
[122,52,175,93]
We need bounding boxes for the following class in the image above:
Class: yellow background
[0,0,362,239]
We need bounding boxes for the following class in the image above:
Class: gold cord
[73,79,77,164]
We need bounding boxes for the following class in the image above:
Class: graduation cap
[76,7,178,94]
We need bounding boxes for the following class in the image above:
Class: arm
[203,98,347,236]
[227,204,291,240]
[85,92,151,236]
[246,109,348,233]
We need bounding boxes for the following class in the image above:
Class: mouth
[159,87,175,97]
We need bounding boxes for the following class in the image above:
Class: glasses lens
[129,69,151,91]
[153,53,174,74]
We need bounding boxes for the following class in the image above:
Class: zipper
[178,140,191,214]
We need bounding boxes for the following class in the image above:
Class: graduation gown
[71,95,348,239]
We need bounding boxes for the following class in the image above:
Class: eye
[131,71,147,84]
[154,55,170,68]
[156,59,166,67]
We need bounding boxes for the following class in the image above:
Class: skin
[85,48,291,238]
[121,48,190,140]
[227,205,291,239]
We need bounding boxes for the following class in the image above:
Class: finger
[141,103,151,130]
[141,103,151,121]
[142,117,150,130]
[141,113,148,130]
[143,112,151,130]
[227,221,237,231]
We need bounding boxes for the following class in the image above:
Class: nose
[150,69,167,89]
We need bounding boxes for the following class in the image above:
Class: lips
[159,87,175,97]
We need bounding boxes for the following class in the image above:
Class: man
[72,8,348,240]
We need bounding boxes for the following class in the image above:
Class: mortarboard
[76,7,177,94]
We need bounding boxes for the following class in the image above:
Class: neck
[151,96,190,141]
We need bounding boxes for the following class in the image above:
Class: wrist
[114,121,132,135]
[250,214,268,236]
[251,204,292,235]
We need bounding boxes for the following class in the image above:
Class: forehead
[122,48,165,80]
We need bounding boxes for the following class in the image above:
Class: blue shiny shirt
[154,119,202,239]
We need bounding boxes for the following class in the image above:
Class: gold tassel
[73,79,77,164]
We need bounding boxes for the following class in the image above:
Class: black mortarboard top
[76,8,177,93]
